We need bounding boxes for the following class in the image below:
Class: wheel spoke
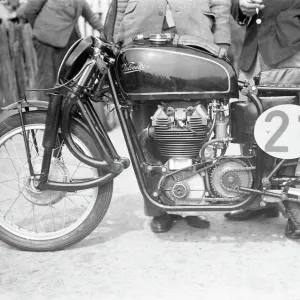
[32,204,38,233]
[4,144,20,174]
[69,161,83,179]
[10,135,24,166]
[82,195,91,205]
[66,196,87,209]
[19,205,34,228]
[35,208,52,232]
[0,171,34,193]
[0,176,24,184]
[0,179,24,193]
[4,190,23,217]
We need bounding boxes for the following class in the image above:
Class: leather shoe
[285,219,300,239]
[224,207,279,221]
[185,216,210,228]
[150,214,174,233]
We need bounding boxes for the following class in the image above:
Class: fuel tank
[116,40,238,101]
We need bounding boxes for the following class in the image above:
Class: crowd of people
[2,0,300,239]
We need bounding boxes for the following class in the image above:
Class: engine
[145,101,253,206]
[145,103,210,203]
[151,103,209,158]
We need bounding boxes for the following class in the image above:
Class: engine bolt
[153,192,158,197]
[205,192,210,197]
[166,107,175,116]
[162,167,167,173]
[148,166,153,171]
[260,200,267,207]
[33,180,39,188]
[227,176,235,183]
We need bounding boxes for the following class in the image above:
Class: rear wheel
[0,111,113,251]
[285,202,300,228]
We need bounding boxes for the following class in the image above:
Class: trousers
[33,30,79,101]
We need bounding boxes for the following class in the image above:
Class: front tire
[0,111,113,251]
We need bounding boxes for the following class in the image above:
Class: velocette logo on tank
[122,62,150,74]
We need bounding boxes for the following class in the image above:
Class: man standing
[115,0,232,233]
[226,0,300,239]
[20,0,103,101]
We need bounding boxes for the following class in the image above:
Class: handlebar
[94,36,122,57]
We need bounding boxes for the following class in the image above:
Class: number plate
[254,104,300,159]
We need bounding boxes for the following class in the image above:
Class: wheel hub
[210,159,253,198]
[171,182,189,199]
[222,172,241,189]
[20,157,69,206]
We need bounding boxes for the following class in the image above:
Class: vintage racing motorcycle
[1,2,300,251]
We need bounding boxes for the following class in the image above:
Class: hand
[239,0,265,17]
[217,44,229,58]
[217,43,230,51]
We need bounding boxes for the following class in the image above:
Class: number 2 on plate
[264,110,289,153]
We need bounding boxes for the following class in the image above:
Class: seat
[257,67,300,99]
[258,67,300,87]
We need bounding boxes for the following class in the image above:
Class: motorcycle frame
[12,65,300,212]
[106,68,266,212]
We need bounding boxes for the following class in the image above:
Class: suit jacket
[21,0,103,48]
[232,0,300,71]
[116,0,231,46]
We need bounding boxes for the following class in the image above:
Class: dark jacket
[232,0,300,71]
[21,0,102,48]
[116,0,231,46]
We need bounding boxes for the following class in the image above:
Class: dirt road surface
[1,127,300,300]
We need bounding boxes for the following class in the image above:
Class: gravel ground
[0,127,300,300]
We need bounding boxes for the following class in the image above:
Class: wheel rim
[0,124,99,240]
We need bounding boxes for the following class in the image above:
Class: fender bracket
[2,100,49,111]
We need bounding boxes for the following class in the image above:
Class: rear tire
[278,162,300,227]
[285,202,300,228]
[0,111,113,251]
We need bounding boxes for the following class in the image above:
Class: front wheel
[0,111,113,251]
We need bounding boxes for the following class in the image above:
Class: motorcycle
[1,1,300,251]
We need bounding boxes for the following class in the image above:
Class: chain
[286,197,300,203]
[219,166,255,194]
[206,166,254,203]
[161,162,300,204]
[219,167,300,204]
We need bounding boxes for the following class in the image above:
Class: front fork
[18,93,63,182]
[39,93,63,183]
[22,91,129,192]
